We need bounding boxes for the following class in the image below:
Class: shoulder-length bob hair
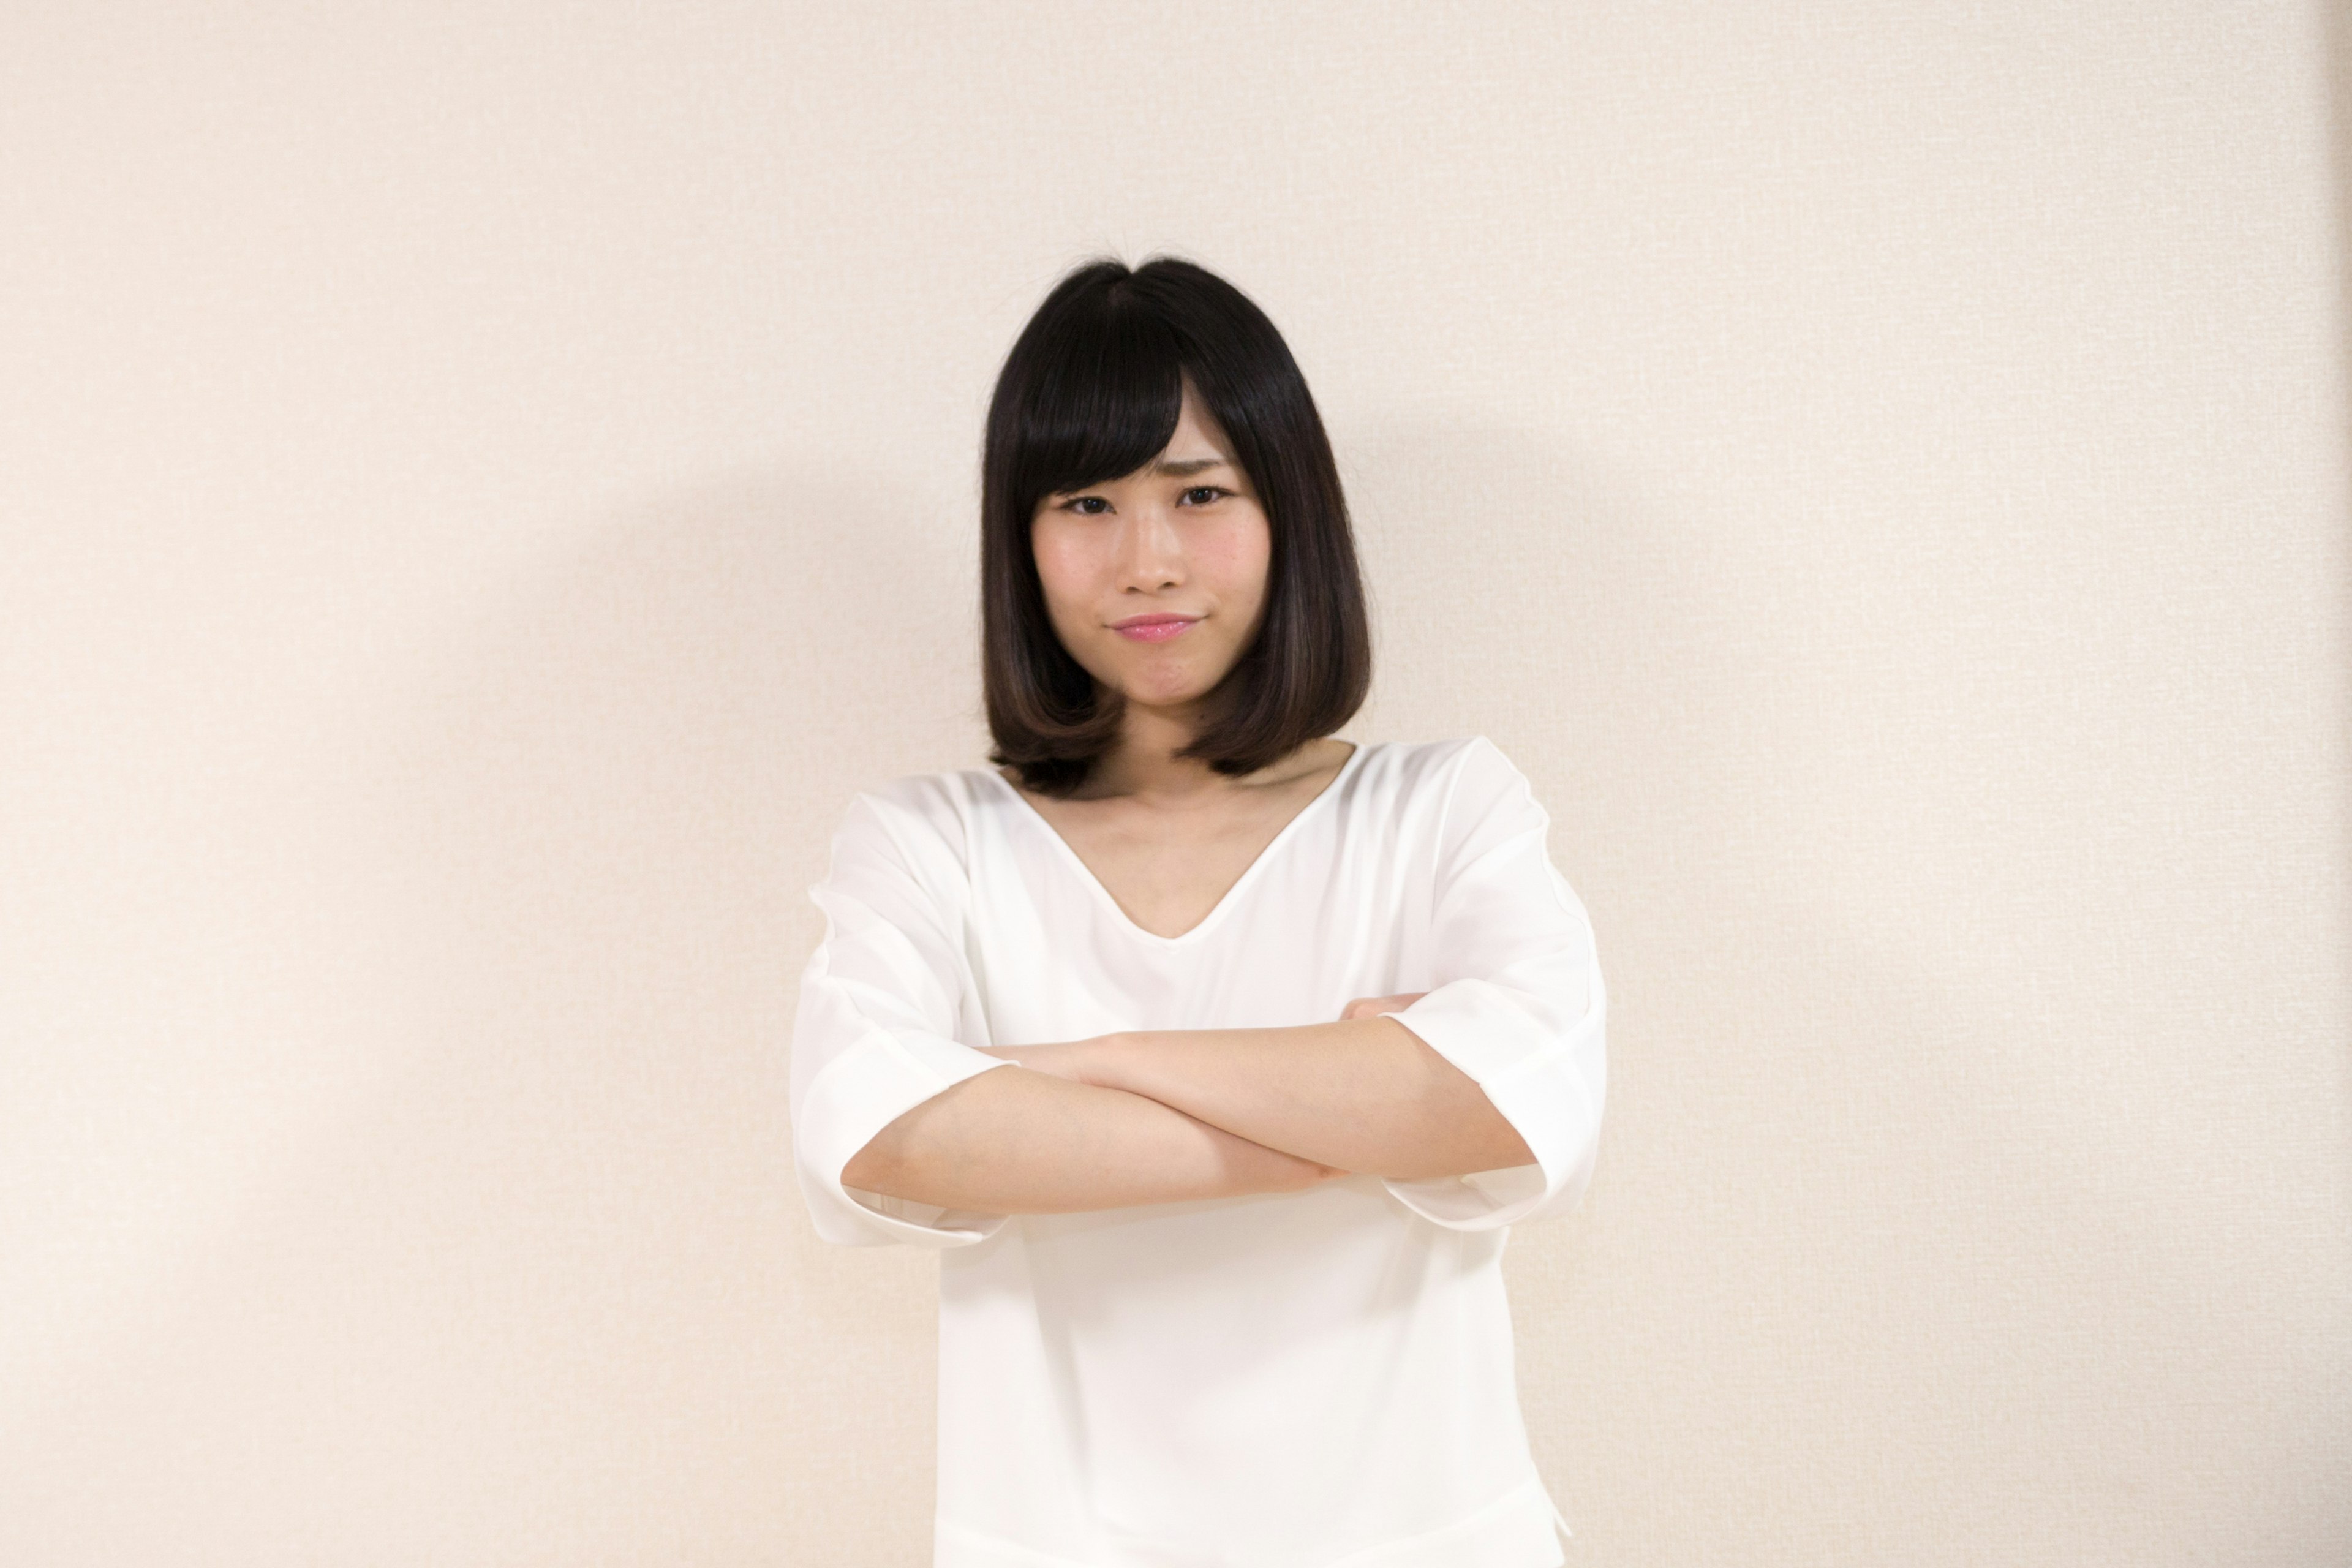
[981,255,1373,796]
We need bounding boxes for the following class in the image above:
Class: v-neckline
[980,740,1367,948]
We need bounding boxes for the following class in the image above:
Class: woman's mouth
[1113,616,1200,643]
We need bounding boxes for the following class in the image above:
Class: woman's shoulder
[1350,734,1504,801]
[826,762,998,874]
[851,761,989,815]
[1343,737,1550,855]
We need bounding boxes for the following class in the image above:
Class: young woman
[790,256,1606,1567]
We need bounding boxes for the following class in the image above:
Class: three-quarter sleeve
[1383,736,1608,1231]
[790,788,1019,1248]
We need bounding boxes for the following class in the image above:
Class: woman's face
[1030,379,1272,717]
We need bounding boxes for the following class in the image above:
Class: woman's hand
[1338,991,1428,1022]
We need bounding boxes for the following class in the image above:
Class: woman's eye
[1058,489,1223,514]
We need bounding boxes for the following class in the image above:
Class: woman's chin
[1117,680,1220,715]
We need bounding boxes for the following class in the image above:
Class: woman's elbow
[840,1130,905,1199]
[1459,1099,1536,1175]
[1379,1095,1534,1182]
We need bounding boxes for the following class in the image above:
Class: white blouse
[790,735,1607,1568]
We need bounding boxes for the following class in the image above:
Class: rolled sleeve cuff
[1381,977,1604,1232]
[793,1029,1019,1248]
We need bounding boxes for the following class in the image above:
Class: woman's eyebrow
[1051,458,1232,497]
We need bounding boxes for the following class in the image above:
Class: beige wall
[4,3,2346,1563]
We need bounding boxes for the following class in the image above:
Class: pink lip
[1112,614,1200,643]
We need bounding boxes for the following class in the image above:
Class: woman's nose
[1113,508,1186,587]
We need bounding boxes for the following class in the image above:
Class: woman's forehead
[1167,383,1234,455]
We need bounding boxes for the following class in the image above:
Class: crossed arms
[839,997,1537,1216]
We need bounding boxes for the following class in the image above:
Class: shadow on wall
[1344,414,2019,1545]
[225,467,984,1550]
[1332,410,2344,1556]
[371,464,992,1259]
[2326,0,2352,1178]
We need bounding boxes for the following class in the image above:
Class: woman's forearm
[839,1060,1341,1215]
[1071,1017,1534,1180]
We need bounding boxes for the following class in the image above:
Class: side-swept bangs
[980,255,1372,796]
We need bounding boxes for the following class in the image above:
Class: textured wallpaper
[2,2,2346,1564]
